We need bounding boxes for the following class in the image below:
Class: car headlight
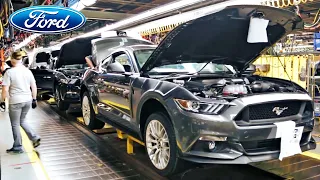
[174,99,227,114]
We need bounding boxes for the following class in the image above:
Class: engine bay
[59,68,86,79]
[170,75,301,100]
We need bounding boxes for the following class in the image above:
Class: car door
[95,51,135,131]
[29,52,55,92]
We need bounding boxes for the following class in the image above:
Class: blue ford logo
[9,6,86,34]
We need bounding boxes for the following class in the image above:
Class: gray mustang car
[81,5,316,176]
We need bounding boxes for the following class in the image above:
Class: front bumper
[166,95,316,164]
[60,85,81,104]
[181,138,316,164]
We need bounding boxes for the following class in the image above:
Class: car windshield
[134,49,234,75]
[152,63,233,74]
[134,49,154,69]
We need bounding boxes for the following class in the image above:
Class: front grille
[241,132,310,154]
[248,101,301,120]
[234,100,303,122]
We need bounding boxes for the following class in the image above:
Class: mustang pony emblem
[272,107,288,116]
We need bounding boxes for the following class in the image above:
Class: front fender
[81,73,100,114]
[136,91,172,125]
[134,78,198,127]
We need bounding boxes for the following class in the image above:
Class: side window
[113,53,132,72]
[100,52,133,74]
[100,56,112,70]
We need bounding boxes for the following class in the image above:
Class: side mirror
[107,62,125,74]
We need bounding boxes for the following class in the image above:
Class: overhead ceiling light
[14,33,41,51]
[85,6,101,9]
[15,0,217,51]
[16,0,266,51]
[46,0,215,47]
[79,0,265,39]
[80,0,97,7]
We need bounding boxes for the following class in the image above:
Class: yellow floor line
[21,128,50,180]
[302,151,320,161]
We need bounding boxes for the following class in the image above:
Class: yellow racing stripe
[102,99,130,110]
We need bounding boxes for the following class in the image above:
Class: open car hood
[35,52,51,63]
[56,36,154,69]
[56,36,99,69]
[92,37,154,66]
[51,50,60,58]
[140,5,303,73]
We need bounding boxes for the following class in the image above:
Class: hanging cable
[311,9,320,24]
[304,9,320,28]
[261,0,313,8]
[0,21,3,38]
[262,0,320,30]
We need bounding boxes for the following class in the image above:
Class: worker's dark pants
[9,101,40,150]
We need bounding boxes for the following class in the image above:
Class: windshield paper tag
[247,17,269,43]
[274,121,303,161]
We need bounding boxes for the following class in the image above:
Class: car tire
[55,87,70,111]
[82,91,105,130]
[144,112,183,176]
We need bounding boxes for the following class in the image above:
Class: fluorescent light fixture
[14,33,41,51]
[70,0,267,39]
[71,2,85,11]
[16,0,267,51]
[80,0,97,6]
[16,0,214,50]
[70,0,97,11]
[127,0,265,34]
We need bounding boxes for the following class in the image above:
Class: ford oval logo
[9,6,86,34]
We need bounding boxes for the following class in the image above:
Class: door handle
[43,76,52,79]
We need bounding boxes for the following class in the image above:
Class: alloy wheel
[82,96,91,126]
[146,120,170,170]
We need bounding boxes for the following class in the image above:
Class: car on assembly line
[29,48,61,100]
[80,5,317,176]
[52,34,154,111]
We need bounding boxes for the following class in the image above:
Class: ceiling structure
[9,0,174,44]
[278,0,320,53]
[297,0,320,27]
[86,0,172,14]
[6,0,320,50]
